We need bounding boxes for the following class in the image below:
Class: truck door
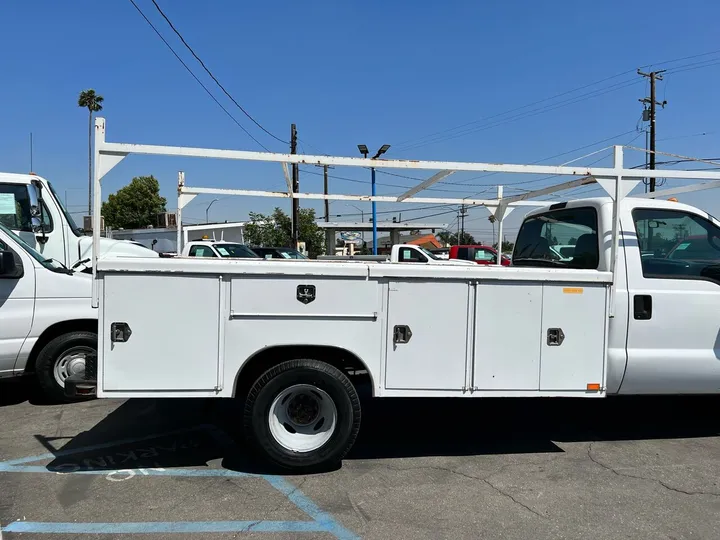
[621,206,720,393]
[0,234,35,377]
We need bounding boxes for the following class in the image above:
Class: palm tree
[78,89,104,217]
[488,214,496,246]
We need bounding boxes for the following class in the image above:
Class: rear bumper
[65,353,97,398]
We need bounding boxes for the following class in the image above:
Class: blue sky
[1,0,720,243]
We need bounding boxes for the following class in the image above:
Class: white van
[0,222,95,402]
[0,172,157,272]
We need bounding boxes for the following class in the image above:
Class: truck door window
[513,207,599,269]
[188,245,217,258]
[398,248,427,263]
[475,249,496,262]
[632,208,720,283]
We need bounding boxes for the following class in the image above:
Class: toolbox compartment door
[101,273,221,392]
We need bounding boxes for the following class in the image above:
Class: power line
[392,72,638,150]
[127,0,271,151]
[149,0,287,145]
[393,48,720,153]
[395,79,643,153]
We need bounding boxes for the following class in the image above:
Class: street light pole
[206,198,219,224]
[357,144,390,255]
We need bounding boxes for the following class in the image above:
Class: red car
[449,245,511,266]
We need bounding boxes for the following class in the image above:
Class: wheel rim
[53,346,93,388]
[268,384,337,453]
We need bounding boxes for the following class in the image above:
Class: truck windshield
[213,244,258,258]
[47,181,83,236]
[0,222,70,273]
[513,207,599,269]
[417,246,440,260]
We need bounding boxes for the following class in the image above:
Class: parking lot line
[0,424,359,539]
[2,520,330,534]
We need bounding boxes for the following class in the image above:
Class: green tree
[437,231,476,245]
[78,89,104,216]
[244,207,325,258]
[493,240,515,253]
[102,176,167,229]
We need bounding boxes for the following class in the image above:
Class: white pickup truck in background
[0,223,96,402]
[0,172,157,272]
[319,244,477,265]
[180,239,259,259]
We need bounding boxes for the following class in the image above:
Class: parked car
[428,247,450,259]
[181,240,259,259]
[250,247,308,259]
[550,244,576,261]
[449,245,511,266]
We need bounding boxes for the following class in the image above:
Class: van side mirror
[0,250,19,277]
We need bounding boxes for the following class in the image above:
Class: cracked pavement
[1,378,719,539]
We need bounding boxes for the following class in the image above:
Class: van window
[632,208,720,283]
[0,185,32,231]
[0,184,53,233]
[514,207,599,269]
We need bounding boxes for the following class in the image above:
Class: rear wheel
[244,359,361,471]
[35,331,97,403]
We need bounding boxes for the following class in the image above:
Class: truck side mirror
[0,250,20,277]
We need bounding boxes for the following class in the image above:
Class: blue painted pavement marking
[0,424,359,539]
[3,521,329,534]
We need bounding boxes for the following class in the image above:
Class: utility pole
[638,69,667,192]
[458,204,468,244]
[323,165,329,222]
[290,124,299,248]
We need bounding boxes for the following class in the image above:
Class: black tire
[35,331,97,403]
[243,359,361,471]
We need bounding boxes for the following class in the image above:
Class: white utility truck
[319,244,477,265]
[0,172,158,272]
[0,223,96,401]
[67,118,720,470]
[180,239,260,259]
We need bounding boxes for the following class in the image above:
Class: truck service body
[68,118,720,470]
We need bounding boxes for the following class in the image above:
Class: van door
[0,234,35,376]
[621,206,720,393]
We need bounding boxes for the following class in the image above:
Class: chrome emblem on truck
[297,285,316,304]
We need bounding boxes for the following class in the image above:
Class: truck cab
[513,196,720,395]
[0,172,158,272]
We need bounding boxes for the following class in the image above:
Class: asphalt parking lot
[1,379,719,539]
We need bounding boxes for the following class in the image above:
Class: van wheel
[35,331,97,403]
[244,359,361,471]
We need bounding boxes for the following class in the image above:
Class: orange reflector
[563,287,583,294]
[587,383,601,391]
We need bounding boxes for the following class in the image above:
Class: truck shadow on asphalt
[25,394,720,476]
